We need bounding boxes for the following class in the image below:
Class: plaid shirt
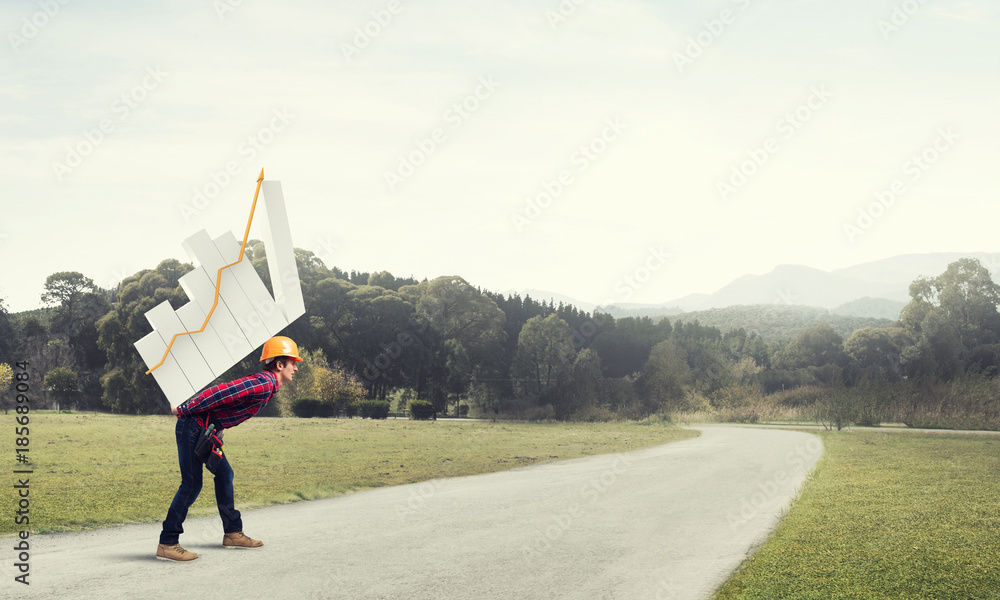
[176,371,278,430]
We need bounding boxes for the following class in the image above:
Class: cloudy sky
[1,0,996,314]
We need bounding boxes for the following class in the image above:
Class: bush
[357,400,390,419]
[291,397,335,418]
[710,384,764,409]
[570,403,619,422]
[523,403,556,421]
[768,385,829,407]
[813,387,858,431]
[409,399,435,420]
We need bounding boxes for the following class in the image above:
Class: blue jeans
[159,415,242,545]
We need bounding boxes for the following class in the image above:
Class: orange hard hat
[260,336,303,362]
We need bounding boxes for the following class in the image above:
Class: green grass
[713,430,1000,599]
[1,412,697,536]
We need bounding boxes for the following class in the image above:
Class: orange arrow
[146,169,265,375]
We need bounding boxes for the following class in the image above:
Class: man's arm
[176,374,273,418]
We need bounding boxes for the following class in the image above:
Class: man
[156,335,302,562]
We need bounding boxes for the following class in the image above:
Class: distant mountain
[668,305,893,343]
[831,252,1000,287]
[508,253,997,323]
[660,252,1000,315]
[831,297,907,321]
[696,264,902,309]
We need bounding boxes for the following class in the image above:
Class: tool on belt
[193,414,225,474]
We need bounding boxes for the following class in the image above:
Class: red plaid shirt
[176,371,278,430]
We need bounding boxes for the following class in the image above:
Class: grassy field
[1,412,697,536]
[713,430,1000,599]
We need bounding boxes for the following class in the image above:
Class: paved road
[2,426,822,600]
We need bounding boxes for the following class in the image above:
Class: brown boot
[223,531,263,549]
[156,543,199,562]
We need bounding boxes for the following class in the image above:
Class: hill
[831,297,906,321]
[662,304,894,343]
[659,252,1000,313]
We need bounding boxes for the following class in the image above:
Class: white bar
[176,300,231,379]
[138,178,308,405]
[134,330,194,408]
[182,229,271,349]
[178,265,253,360]
[213,231,289,335]
[260,181,306,322]
[143,301,216,395]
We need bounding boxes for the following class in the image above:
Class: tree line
[2,252,1000,429]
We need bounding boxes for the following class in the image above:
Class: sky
[1,0,997,314]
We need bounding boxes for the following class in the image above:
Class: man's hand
[171,405,178,416]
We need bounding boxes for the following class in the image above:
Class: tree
[511,314,575,401]
[40,272,111,403]
[307,279,417,400]
[368,270,397,290]
[0,363,12,413]
[41,272,98,323]
[312,351,366,414]
[96,260,194,413]
[900,258,1000,377]
[635,340,694,417]
[19,317,76,408]
[901,310,962,381]
[400,276,506,410]
[589,316,671,378]
[776,323,845,370]
[844,326,912,383]
[443,339,471,416]
[550,347,602,420]
[46,367,79,411]
[272,349,319,415]
[401,277,506,351]
[0,299,17,367]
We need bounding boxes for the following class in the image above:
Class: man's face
[275,359,299,385]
